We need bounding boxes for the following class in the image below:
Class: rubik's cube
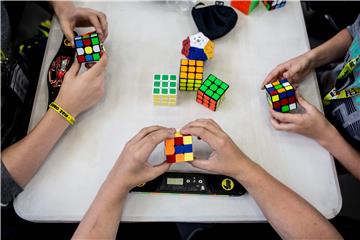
[182,32,214,61]
[165,131,193,163]
[231,0,259,15]
[179,59,204,91]
[74,31,103,63]
[196,74,229,111]
[263,0,286,10]
[265,79,297,112]
[153,74,177,106]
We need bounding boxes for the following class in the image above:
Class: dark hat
[192,1,238,40]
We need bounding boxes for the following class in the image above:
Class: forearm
[50,0,75,16]
[236,160,341,239]
[318,125,360,181]
[307,28,352,68]
[1,109,70,187]
[72,173,129,239]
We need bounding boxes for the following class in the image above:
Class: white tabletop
[14,1,341,222]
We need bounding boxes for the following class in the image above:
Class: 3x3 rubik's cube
[74,31,103,63]
[265,79,297,112]
[153,74,177,106]
[165,131,193,163]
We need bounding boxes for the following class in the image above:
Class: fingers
[127,126,163,145]
[181,126,220,150]
[93,10,108,40]
[84,51,108,77]
[66,57,81,77]
[296,94,313,111]
[261,64,286,89]
[269,108,299,124]
[61,22,76,47]
[270,117,297,131]
[182,119,223,138]
[138,128,175,155]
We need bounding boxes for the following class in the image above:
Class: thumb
[296,93,313,111]
[86,51,107,77]
[66,57,81,77]
[190,159,213,172]
[150,161,171,178]
[62,23,75,47]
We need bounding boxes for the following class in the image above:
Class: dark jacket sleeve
[1,161,23,206]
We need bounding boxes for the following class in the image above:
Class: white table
[14,1,341,222]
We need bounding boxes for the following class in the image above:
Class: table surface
[14,1,341,222]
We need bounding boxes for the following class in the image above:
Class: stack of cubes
[74,31,103,63]
[179,59,204,91]
[165,131,194,163]
[152,74,177,106]
[196,74,229,111]
[265,79,297,112]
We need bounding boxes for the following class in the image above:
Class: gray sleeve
[1,161,23,206]
[347,14,360,38]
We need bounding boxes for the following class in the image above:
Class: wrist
[53,97,80,118]
[304,50,317,69]
[316,124,338,149]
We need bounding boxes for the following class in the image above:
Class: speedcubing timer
[179,59,204,91]
[264,79,297,112]
[182,32,214,61]
[231,0,259,15]
[74,31,103,63]
[153,74,177,106]
[196,74,229,111]
[263,0,286,10]
[165,131,193,163]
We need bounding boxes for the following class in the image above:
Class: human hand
[55,4,108,46]
[108,126,175,191]
[54,52,108,117]
[181,119,252,180]
[261,53,314,89]
[269,94,334,143]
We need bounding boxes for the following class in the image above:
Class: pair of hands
[52,4,109,118]
[112,120,251,192]
[261,52,334,143]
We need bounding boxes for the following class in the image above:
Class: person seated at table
[261,15,360,181]
[72,119,342,239]
[1,1,108,206]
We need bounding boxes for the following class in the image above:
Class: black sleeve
[1,161,23,206]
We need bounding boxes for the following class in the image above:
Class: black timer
[131,172,246,196]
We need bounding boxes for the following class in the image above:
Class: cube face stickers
[265,79,297,113]
[74,31,103,63]
[165,131,194,163]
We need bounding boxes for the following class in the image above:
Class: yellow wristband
[49,102,76,125]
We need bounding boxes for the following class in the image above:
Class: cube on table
[179,59,204,91]
[153,74,177,106]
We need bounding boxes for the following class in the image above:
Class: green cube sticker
[214,79,222,86]
[154,74,161,80]
[216,88,224,95]
[170,82,176,87]
[153,88,160,94]
[204,80,212,87]
[93,53,100,61]
[170,75,176,80]
[91,37,100,45]
[212,93,220,101]
[274,85,282,90]
[170,89,176,94]
[281,105,290,112]
[210,84,218,91]
[162,82,168,87]
[205,89,214,96]
[220,82,229,90]
[199,85,207,92]
[154,81,160,87]
[162,75,168,80]
[162,88,168,94]
[208,75,216,81]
